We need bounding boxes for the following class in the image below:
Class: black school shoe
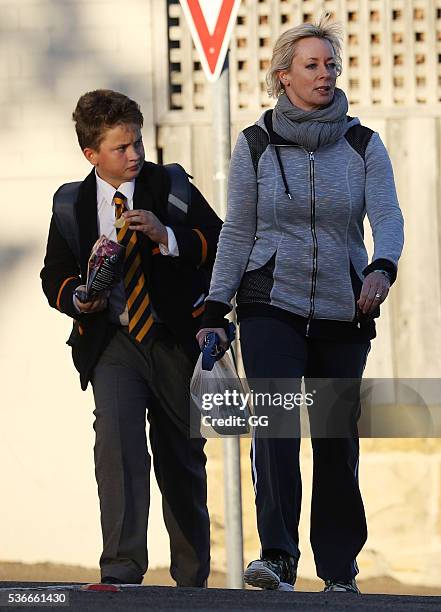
[324,578,360,593]
[101,577,124,584]
[243,552,297,591]
[101,576,142,585]
[176,579,208,588]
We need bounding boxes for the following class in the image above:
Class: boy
[41,89,222,586]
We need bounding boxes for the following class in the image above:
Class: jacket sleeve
[363,132,404,284]
[40,215,83,319]
[201,131,258,328]
[169,183,223,269]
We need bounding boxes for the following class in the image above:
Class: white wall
[3,0,441,586]
[0,0,170,571]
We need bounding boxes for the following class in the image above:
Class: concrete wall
[2,0,441,589]
[0,0,170,571]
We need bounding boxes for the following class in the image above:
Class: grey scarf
[272,88,349,151]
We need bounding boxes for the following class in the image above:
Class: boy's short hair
[72,89,144,150]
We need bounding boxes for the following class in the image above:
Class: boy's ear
[83,147,98,166]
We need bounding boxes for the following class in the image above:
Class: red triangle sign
[179,0,242,82]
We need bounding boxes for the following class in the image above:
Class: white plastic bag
[190,350,251,436]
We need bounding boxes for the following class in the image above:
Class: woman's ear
[278,71,289,87]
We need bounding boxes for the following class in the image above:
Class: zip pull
[287,191,292,200]
[309,151,315,161]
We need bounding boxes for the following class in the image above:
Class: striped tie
[113,191,154,343]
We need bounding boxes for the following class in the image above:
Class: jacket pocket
[350,260,380,321]
[349,260,363,298]
[66,320,84,347]
[237,253,276,305]
[349,260,363,321]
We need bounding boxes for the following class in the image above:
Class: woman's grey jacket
[204,110,404,335]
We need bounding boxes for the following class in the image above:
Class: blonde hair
[266,14,343,98]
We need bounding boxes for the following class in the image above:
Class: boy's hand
[123,210,168,246]
[73,285,108,314]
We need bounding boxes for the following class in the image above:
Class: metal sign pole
[212,51,244,590]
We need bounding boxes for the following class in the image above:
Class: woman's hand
[357,271,390,315]
[196,327,229,350]
[123,210,168,245]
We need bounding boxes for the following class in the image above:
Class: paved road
[1,582,441,611]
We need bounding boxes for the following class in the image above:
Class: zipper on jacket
[272,144,318,336]
[306,151,318,338]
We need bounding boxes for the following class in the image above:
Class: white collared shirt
[73,171,178,322]
[95,171,178,255]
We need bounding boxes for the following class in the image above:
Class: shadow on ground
[1,561,441,596]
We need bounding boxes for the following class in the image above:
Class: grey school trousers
[91,325,210,586]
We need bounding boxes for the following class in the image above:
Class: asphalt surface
[1,582,441,611]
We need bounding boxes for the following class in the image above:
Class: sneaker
[324,578,360,593]
[244,553,297,591]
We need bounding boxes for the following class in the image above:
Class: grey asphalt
[1,582,441,612]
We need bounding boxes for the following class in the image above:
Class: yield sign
[179,0,242,82]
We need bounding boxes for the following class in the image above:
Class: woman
[198,16,404,593]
